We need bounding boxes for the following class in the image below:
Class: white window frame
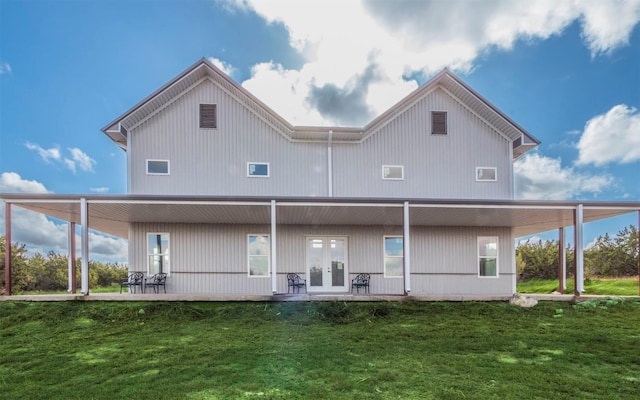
[382,165,404,181]
[147,232,170,276]
[146,159,170,175]
[247,162,270,178]
[247,234,270,277]
[476,167,497,182]
[477,236,499,278]
[383,235,404,278]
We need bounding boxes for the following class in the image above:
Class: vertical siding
[130,79,328,196]
[130,222,513,296]
[333,88,513,199]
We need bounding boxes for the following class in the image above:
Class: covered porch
[2,194,639,297]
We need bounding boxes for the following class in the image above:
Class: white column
[575,204,584,293]
[403,201,411,294]
[67,222,75,293]
[561,228,567,292]
[271,200,277,294]
[327,130,333,197]
[80,198,90,295]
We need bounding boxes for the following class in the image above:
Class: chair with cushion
[287,273,307,293]
[351,273,370,294]
[120,272,145,294]
[145,273,168,294]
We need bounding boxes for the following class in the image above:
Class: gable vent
[200,104,217,129]
[432,111,447,135]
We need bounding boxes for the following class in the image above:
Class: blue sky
[0,0,639,262]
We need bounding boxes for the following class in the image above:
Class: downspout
[327,130,333,197]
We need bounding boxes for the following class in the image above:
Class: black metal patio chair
[287,273,307,293]
[120,272,145,294]
[351,273,370,294]
[144,273,168,294]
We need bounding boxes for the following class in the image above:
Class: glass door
[306,237,348,292]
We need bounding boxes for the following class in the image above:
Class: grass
[1,300,640,399]
[14,284,123,295]
[518,277,640,296]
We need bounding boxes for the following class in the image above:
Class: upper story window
[382,165,404,180]
[146,159,169,175]
[431,111,447,135]
[199,104,217,129]
[247,162,269,178]
[476,167,497,182]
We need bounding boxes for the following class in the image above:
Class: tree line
[0,236,127,294]
[517,225,639,280]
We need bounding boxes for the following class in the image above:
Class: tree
[585,225,639,277]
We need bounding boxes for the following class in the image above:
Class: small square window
[476,167,497,182]
[382,165,404,180]
[247,162,269,177]
[432,111,447,135]
[200,104,217,129]
[147,160,169,175]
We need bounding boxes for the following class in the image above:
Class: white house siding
[129,222,513,296]
[333,88,513,199]
[129,79,328,196]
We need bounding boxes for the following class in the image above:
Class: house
[2,59,638,298]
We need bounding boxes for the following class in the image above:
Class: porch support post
[574,204,584,295]
[558,227,565,294]
[637,210,639,296]
[80,198,90,295]
[270,200,277,294]
[4,202,11,296]
[403,201,411,294]
[68,222,76,294]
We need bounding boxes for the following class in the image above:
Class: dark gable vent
[432,111,447,135]
[200,104,217,129]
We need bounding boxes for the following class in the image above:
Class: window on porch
[248,234,270,277]
[478,236,498,277]
[384,236,403,277]
[147,233,170,275]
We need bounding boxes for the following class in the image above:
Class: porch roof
[2,194,638,239]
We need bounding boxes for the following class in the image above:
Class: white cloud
[576,104,640,166]
[24,142,96,174]
[68,147,96,172]
[90,187,109,193]
[0,172,50,194]
[25,142,61,163]
[222,0,640,125]
[0,62,11,74]
[0,173,127,263]
[514,153,614,200]
[207,57,236,77]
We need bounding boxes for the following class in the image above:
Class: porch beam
[4,203,11,296]
[403,201,411,294]
[80,198,89,295]
[558,227,565,294]
[271,200,277,294]
[68,222,76,294]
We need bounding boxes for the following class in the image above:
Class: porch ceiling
[3,195,638,239]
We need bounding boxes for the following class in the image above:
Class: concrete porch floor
[1,293,634,302]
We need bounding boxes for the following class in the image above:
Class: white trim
[247,162,270,178]
[80,198,89,295]
[477,236,499,278]
[382,165,404,180]
[270,201,277,293]
[247,233,270,278]
[476,167,497,182]
[305,236,349,292]
[383,235,404,278]
[146,159,170,175]
[403,201,411,293]
[147,232,170,276]
[575,204,584,292]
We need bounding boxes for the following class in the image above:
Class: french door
[306,237,348,292]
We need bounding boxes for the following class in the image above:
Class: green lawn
[518,278,640,296]
[1,300,640,399]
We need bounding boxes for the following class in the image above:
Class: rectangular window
[476,167,497,182]
[382,165,404,180]
[248,234,270,277]
[384,236,404,277]
[146,159,169,175]
[432,111,447,135]
[147,233,170,275]
[200,104,217,128]
[247,162,269,177]
[478,236,498,277]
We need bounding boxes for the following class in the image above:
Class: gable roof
[102,58,539,157]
